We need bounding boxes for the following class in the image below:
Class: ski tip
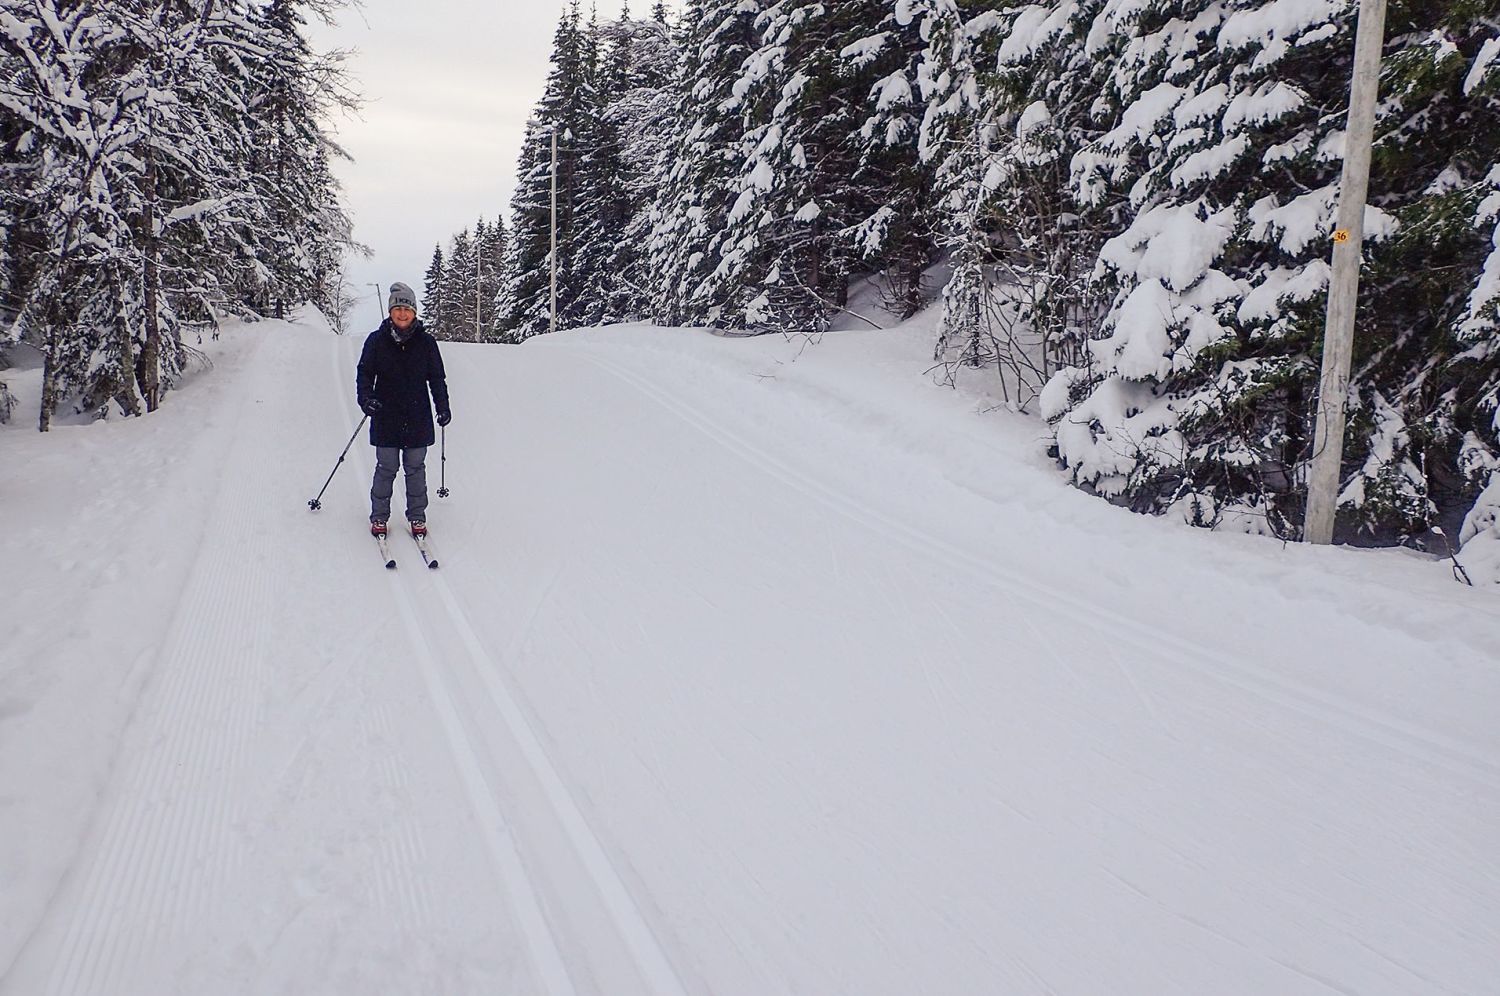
[385,560,397,570]
[427,560,440,570]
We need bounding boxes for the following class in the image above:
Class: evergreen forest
[0,0,357,430]
[427,0,1500,547]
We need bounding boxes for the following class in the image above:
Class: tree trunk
[115,268,142,417]
[902,245,922,320]
[38,338,56,432]
[141,137,162,412]
[36,279,74,432]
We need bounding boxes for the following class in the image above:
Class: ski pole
[437,424,450,498]
[307,414,369,511]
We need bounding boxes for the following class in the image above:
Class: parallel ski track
[381,568,577,995]
[331,335,574,995]
[577,348,1500,795]
[35,337,276,996]
[423,571,690,996]
[335,336,689,996]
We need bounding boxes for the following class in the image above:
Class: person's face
[391,306,415,330]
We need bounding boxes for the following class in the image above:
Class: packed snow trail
[2,312,1497,994]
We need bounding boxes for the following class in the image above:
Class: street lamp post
[367,282,383,327]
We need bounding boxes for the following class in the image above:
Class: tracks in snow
[378,550,690,996]
[577,348,1500,796]
[8,330,691,996]
[382,571,575,994]
[14,337,277,995]
[20,324,1488,993]
[334,336,689,996]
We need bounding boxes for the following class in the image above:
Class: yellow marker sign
[1333,229,1351,244]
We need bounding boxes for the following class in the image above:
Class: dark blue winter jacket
[356,319,450,448]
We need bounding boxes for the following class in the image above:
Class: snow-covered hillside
[2,311,1497,994]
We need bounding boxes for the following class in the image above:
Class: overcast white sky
[308,0,683,329]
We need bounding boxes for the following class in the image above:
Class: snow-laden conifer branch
[0,0,358,427]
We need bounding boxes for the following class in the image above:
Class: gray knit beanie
[387,281,417,313]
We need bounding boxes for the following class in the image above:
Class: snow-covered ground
[2,309,1497,994]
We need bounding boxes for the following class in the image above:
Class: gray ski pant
[371,446,428,522]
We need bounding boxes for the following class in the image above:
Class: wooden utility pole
[1305,0,1388,545]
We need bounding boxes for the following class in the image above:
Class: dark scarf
[388,317,422,345]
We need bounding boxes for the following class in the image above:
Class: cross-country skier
[356,281,450,538]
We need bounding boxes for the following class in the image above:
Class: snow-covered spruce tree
[466,218,489,339]
[600,2,638,97]
[645,0,763,326]
[549,6,682,331]
[1037,0,1360,531]
[0,136,17,423]
[440,215,510,341]
[244,0,357,323]
[495,2,679,334]
[1458,146,1500,581]
[500,5,593,340]
[1329,6,1500,548]
[594,3,679,323]
[426,216,511,340]
[478,216,508,340]
[909,0,1000,379]
[0,102,16,321]
[443,227,476,342]
[837,1,942,322]
[710,0,906,333]
[1029,1,1500,543]
[914,0,1108,409]
[565,15,632,330]
[498,115,555,342]
[0,93,22,412]
[423,244,448,337]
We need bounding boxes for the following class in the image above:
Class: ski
[410,528,439,569]
[375,532,396,569]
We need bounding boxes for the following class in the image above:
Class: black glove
[436,409,451,427]
[361,398,382,416]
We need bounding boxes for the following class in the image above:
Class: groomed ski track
[5,323,691,996]
[3,314,1497,994]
